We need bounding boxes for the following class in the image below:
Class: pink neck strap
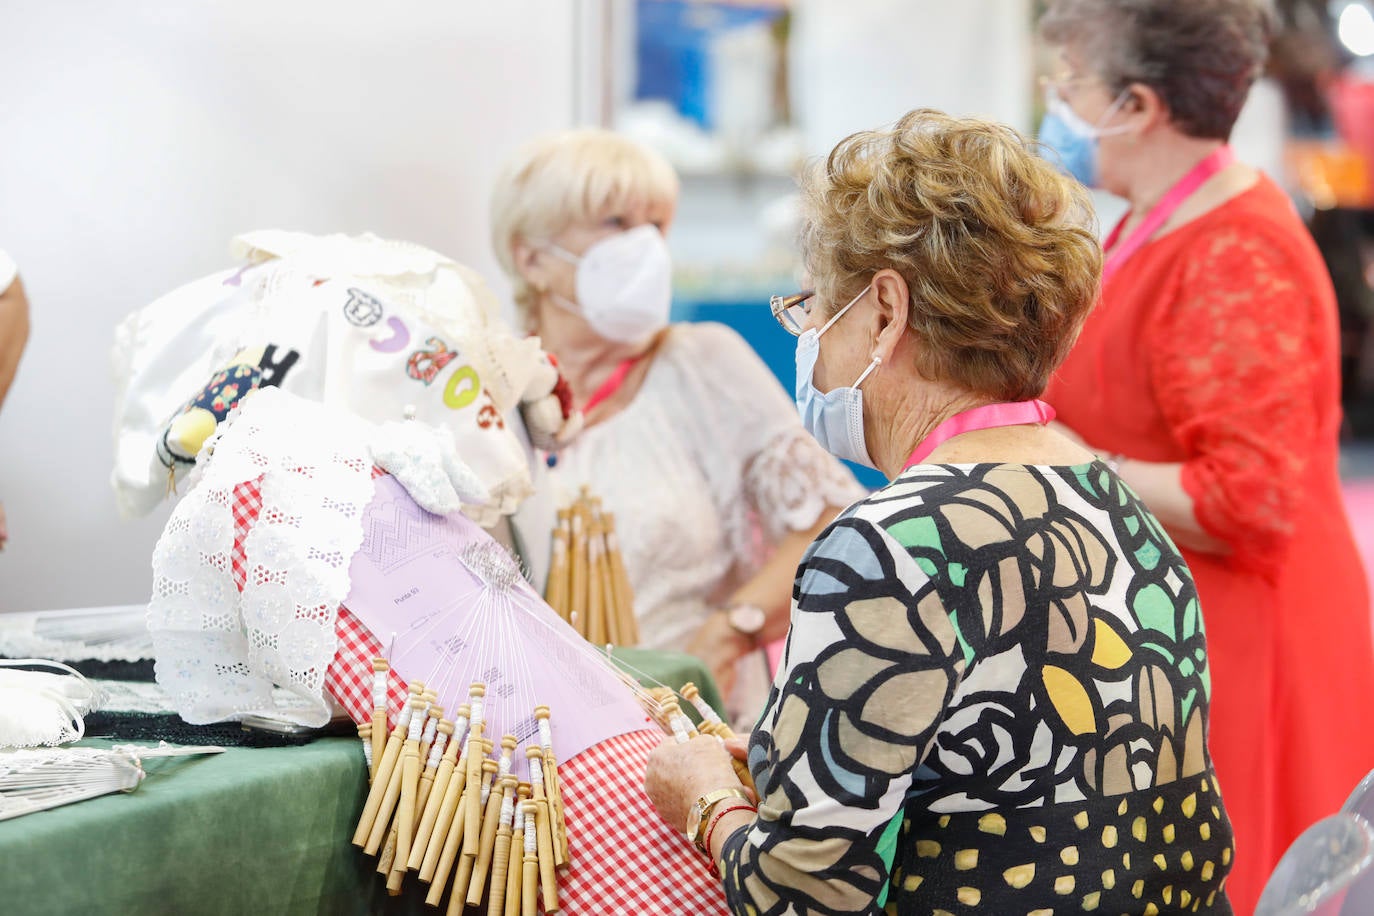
[1102,145,1234,285]
[904,399,1056,470]
[582,355,644,414]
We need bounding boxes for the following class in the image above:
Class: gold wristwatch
[685,787,752,854]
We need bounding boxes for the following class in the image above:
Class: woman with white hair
[492,129,863,709]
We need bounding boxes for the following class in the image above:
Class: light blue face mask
[1037,84,1131,187]
[794,285,881,469]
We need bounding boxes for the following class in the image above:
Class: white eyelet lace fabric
[148,387,375,726]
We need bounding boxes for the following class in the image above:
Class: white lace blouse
[512,322,867,652]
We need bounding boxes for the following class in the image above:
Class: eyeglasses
[769,289,816,336]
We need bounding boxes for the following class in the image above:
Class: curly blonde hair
[800,109,1102,401]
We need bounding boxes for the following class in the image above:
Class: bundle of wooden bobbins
[646,681,756,796]
[352,672,569,914]
[544,488,639,647]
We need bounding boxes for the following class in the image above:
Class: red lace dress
[1047,176,1374,915]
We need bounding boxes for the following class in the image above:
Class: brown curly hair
[799,108,1102,402]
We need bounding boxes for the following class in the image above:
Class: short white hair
[490,128,679,321]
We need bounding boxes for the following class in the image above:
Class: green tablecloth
[0,648,719,916]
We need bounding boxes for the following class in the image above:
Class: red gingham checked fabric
[555,729,730,914]
[329,610,728,913]
[229,476,265,592]
[326,605,410,730]
[230,468,411,730]
[239,468,726,912]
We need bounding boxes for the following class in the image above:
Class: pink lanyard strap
[904,399,1057,470]
[1101,146,1235,285]
[581,355,644,414]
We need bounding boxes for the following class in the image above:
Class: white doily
[148,387,375,726]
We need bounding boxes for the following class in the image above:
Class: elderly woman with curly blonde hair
[645,109,1236,914]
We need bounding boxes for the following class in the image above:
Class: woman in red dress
[1039,1,1374,911]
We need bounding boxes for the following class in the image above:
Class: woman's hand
[644,734,745,834]
[686,611,754,701]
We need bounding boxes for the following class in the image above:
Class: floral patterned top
[723,462,1235,915]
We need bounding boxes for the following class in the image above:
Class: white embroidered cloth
[112,231,552,527]
[147,388,375,726]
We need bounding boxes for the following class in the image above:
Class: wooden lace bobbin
[411,705,469,874]
[426,756,492,907]
[526,747,560,911]
[414,705,446,818]
[393,691,434,872]
[365,688,427,854]
[659,699,698,743]
[370,658,389,774]
[389,706,448,888]
[520,800,540,916]
[468,774,518,906]
[533,707,568,868]
[485,775,518,916]
[584,516,607,646]
[504,784,531,916]
[399,717,453,873]
[418,694,441,764]
[683,683,755,791]
[567,505,589,639]
[604,514,639,646]
[450,759,499,909]
[534,797,559,913]
[353,680,423,847]
[357,722,374,780]
[594,514,622,646]
[546,510,571,621]
[460,684,488,859]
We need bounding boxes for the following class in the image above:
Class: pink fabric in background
[1345,481,1374,601]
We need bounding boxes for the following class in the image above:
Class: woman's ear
[1124,81,1168,134]
[870,269,909,364]
[512,236,547,291]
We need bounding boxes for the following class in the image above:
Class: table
[0,647,720,916]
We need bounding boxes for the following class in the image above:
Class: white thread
[481,779,491,807]
[361,736,374,769]
[670,714,692,744]
[499,751,512,779]
[499,793,515,827]
[451,715,470,751]
[421,715,438,746]
[371,669,387,708]
[537,719,552,749]
[528,759,544,789]
[426,732,447,770]
[523,812,538,854]
[688,694,724,727]
[396,702,414,731]
[406,705,425,742]
[469,694,484,732]
[513,802,525,833]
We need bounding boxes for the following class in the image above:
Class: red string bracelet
[702,802,757,875]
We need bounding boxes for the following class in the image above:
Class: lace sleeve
[1150,222,1326,564]
[668,322,865,567]
[743,427,869,543]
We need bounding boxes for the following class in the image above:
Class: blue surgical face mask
[1037,84,1131,187]
[794,285,881,469]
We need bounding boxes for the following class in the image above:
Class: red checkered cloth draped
[232,470,728,914]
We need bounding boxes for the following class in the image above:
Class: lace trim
[148,388,375,726]
[725,427,868,570]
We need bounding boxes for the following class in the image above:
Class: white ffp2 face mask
[547,224,673,344]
